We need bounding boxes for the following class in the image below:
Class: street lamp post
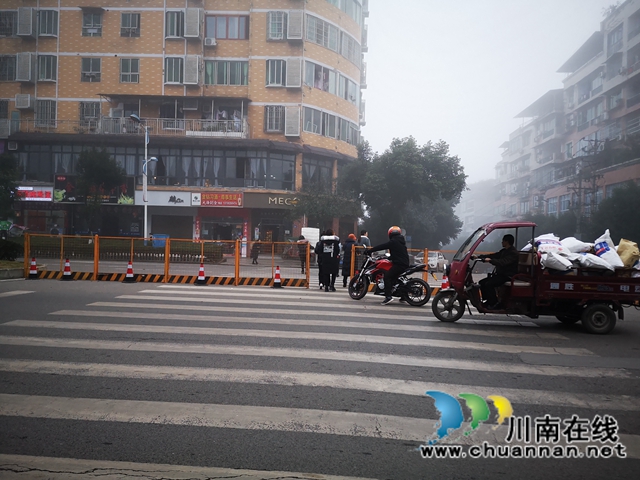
[129,114,157,239]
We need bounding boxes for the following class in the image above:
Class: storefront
[15,184,65,234]
[244,192,297,242]
[133,190,196,239]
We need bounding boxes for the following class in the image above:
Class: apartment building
[0,0,368,241]
[495,0,640,225]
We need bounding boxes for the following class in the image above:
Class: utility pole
[573,138,605,240]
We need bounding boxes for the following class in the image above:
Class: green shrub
[0,239,23,261]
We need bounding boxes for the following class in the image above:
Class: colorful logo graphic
[426,391,513,444]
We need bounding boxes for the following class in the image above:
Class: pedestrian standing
[297,235,309,274]
[318,229,340,292]
[50,224,60,235]
[315,231,325,289]
[251,238,261,264]
[341,233,358,287]
[359,229,371,248]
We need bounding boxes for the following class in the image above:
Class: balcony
[627,93,640,108]
[608,40,623,57]
[360,61,367,88]
[363,0,369,17]
[9,117,251,139]
[361,25,368,52]
[629,23,640,41]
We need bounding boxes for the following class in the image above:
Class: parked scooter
[348,251,431,306]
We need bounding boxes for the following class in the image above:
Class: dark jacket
[486,246,519,277]
[341,238,358,275]
[250,242,260,259]
[297,239,308,259]
[315,241,323,265]
[370,234,410,267]
[318,235,340,274]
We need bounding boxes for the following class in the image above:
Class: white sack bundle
[535,233,568,255]
[576,253,614,271]
[594,229,624,268]
[541,251,573,271]
[560,237,593,253]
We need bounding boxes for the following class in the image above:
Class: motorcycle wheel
[432,290,465,322]
[348,276,369,300]
[403,278,432,306]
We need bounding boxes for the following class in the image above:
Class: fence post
[306,242,310,288]
[423,248,429,282]
[130,237,134,264]
[93,235,99,281]
[234,238,240,285]
[164,238,170,283]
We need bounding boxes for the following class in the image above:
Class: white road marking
[0,454,376,480]
[2,320,591,356]
[1,358,637,411]
[0,290,34,298]
[1,394,638,458]
[92,301,542,328]
[51,309,566,340]
[0,336,613,377]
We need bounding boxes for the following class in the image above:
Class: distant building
[455,179,498,238]
[0,0,368,239]
[495,0,640,224]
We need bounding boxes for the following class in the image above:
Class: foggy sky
[361,0,615,183]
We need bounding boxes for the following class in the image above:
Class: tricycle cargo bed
[537,268,640,303]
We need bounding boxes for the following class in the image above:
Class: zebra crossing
[0,283,639,478]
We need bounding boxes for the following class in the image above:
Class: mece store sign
[16,186,53,201]
[192,192,243,207]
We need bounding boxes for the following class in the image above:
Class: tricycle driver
[477,234,519,309]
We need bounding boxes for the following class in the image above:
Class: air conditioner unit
[15,94,32,109]
[8,141,18,151]
[204,37,217,46]
[183,98,199,110]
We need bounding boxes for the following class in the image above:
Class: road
[0,279,639,479]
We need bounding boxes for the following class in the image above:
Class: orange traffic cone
[272,265,283,288]
[441,274,450,290]
[196,263,206,285]
[62,258,72,280]
[29,257,38,280]
[123,261,135,283]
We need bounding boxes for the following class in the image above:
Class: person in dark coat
[478,234,519,308]
[341,233,358,287]
[297,235,309,274]
[318,229,340,292]
[250,239,261,264]
[367,226,410,305]
[315,231,325,289]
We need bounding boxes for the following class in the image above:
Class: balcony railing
[608,40,623,57]
[627,93,640,108]
[10,117,250,139]
[629,23,640,40]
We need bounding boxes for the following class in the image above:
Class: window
[264,106,285,132]
[559,194,571,213]
[0,100,8,119]
[79,101,100,126]
[566,142,573,159]
[36,100,56,127]
[267,11,286,40]
[266,60,286,86]
[206,16,248,39]
[303,107,322,134]
[547,197,557,216]
[303,156,333,191]
[81,58,101,82]
[323,113,337,138]
[165,57,183,83]
[338,75,358,104]
[0,11,17,36]
[38,55,57,81]
[305,15,339,51]
[204,60,248,85]
[82,12,102,37]
[327,0,362,26]
[121,13,140,37]
[120,58,139,83]
[0,55,16,81]
[268,153,295,190]
[166,11,184,37]
[304,61,336,93]
[520,201,530,214]
[39,10,58,36]
[340,32,360,66]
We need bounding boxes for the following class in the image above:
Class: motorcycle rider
[366,226,410,305]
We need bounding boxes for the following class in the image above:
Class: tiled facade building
[0,0,368,241]
[494,0,640,227]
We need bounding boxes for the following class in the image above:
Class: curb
[0,268,24,280]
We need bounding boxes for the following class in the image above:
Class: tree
[588,181,640,243]
[286,183,363,232]
[352,137,467,247]
[0,153,19,220]
[75,148,125,232]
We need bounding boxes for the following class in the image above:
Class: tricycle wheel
[403,278,432,306]
[432,290,464,322]
[581,304,616,334]
[555,314,580,325]
[348,277,369,300]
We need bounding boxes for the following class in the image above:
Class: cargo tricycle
[431,221,640,334]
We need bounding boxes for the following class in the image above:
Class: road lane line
[50,309,566,340]
[91,301,542,328]
[1,359,637,411]
[0,336,625,378]
[0,454,376,480]
[0,290,34,298]
[2,320,591,356]
[1,394,638,458]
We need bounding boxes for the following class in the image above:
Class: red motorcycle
[348,252,432,306]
